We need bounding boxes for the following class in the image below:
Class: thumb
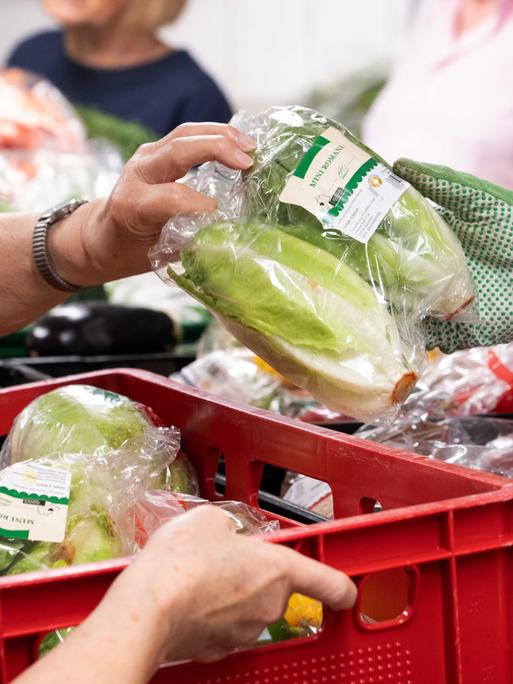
[392,158,455,208]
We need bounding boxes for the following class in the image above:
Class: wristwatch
[32,198,88,293]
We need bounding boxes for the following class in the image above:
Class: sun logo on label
[369,175,383,188]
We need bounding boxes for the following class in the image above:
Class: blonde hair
[121,0,188,33]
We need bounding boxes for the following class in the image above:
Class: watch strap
[32,199,88,293]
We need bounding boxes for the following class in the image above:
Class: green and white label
[0,463,71,543]
[279,126,409,244]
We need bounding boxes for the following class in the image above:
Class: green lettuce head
[1,385,198,495]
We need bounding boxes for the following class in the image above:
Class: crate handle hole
[278,474,333,519]
[212,450,226,498]
[357,567,418,630]
[359,497,383,514]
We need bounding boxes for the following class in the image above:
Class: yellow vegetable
[284,593,323,629]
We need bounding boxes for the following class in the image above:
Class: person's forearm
[13,588,168,684]
[0,210,68,336]
[0,198,152,336]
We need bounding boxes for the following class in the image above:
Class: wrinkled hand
[104,506,356,668]
[77,123,256,283]
[393,158,513,353]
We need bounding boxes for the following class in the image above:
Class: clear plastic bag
[0,68,121,212]
[421,343,513,416]
[37,486,318,655]
[151,106,474,422]
[281,407,513,521]
[0,384,199,495]
[358,410,513,479]
[282,474,334,519]
[0,426,181,575]
[0,68,84,152]
[133,490,279,545]
[172,346,348,423]
[131,490,322,644]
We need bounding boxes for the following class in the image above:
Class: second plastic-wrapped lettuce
[0,384,198,495]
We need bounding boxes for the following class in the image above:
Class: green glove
[393,159,513,354]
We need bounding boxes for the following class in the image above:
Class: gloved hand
[393,159,513,354]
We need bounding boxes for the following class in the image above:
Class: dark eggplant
[26,303,176,356]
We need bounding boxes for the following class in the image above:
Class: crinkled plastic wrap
[1,384,155,466]
[282,474,334,519]
[0,426,180,575]
[358,403,513,479]
[0,68,121,212]
[38,488,318,655]
[282,385,513,519]
[0,68,84,151]
[172,347,347,423]
[0,384,199,495]
[152,106,474,422]
[133,490,280,543]
[422,343,513,415]
[282,407,513,522]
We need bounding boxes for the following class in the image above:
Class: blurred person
[6,0,232,136]
[362,0,513,188]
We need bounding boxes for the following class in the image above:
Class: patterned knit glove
[393,158,513,353]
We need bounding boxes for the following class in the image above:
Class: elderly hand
[51,123,257,286]
[105,506,356,668]
[17,507,356,684]
[20,506,356,684]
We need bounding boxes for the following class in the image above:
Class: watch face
[49,199,85,224]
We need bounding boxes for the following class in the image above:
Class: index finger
[279,545,357,611]
[153,122,256,153]
[135,134,254,185]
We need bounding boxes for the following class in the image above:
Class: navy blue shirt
[7,31,233,136]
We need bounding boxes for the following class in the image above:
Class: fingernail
[227,128,256,151]
[236,132,257,152]
[234,148,254,168]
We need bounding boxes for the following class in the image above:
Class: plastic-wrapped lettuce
[0,427,181,575]
[242,108,473,318]
[152,106,474,422]
[0,385,198,495]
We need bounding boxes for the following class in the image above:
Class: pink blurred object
[363,0,513,189]
[0,68,85,153]
[0,69,121,212]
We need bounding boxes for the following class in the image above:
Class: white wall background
[0,0,413,112]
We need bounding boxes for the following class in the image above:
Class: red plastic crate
[0,369,513,684]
